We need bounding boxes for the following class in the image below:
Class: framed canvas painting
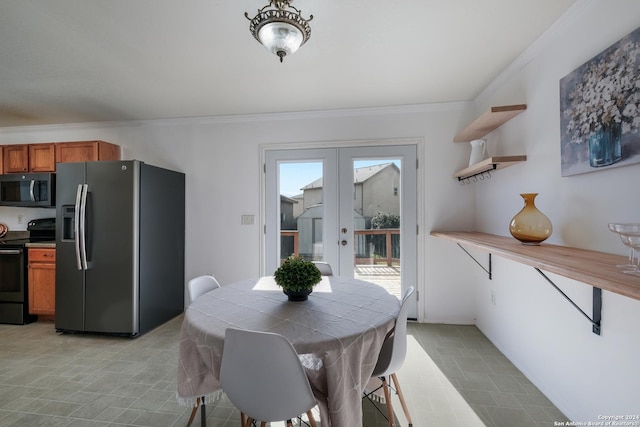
[560,26,640,177]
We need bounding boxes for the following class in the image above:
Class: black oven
[0,245,33,324]
[0,218,55,324]
[0,173,56,207]
[0,247,24,301]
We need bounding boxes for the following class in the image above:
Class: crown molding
[0,101,469,134]
[135,101,469,127]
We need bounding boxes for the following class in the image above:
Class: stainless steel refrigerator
[55,160,185,337]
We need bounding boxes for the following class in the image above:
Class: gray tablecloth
[177,276,399,427]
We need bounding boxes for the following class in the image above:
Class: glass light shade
[509,193,553,245]
[258,22,304,58]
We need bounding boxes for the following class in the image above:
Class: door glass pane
[279,161,323,264]
[352,159,401,298]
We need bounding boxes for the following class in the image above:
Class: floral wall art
[560,26,640,177]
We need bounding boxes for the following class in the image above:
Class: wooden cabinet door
[28,248,56,316]
[3,145,29,173]
[56,141,121,163]
[95,141,121,161]
[56,141,99,163]
[29,144,56,172]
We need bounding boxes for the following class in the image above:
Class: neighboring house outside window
[286,163,400,261]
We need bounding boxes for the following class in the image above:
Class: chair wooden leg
[243,417,254,427]
[186,397,200,427]
[286,420,294,427]
[380,376,396,427]
[260,422,267,427]
[240,412,246,427]
[391,373,413,427]
[307,410,318,427]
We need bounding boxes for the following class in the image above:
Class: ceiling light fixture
[245,0,313,63]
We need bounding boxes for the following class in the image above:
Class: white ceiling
[0,0,576,128]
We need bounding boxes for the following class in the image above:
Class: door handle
[29,180,35,201]
[79,184,89,270]
[341,240,347,246]
[74,185,83,270]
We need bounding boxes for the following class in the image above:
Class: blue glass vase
[589,122,622,167]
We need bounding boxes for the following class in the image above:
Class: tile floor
[0,316,566,426]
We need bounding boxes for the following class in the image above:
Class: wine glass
[623,234,640,276]
[613,223,640,272]
[609,223,637,269]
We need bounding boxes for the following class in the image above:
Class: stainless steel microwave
[0,173,56,207]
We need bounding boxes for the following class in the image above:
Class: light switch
[241,215,255,225]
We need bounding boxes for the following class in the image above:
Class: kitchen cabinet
[3,145,28,173]
[3,144,56,173]
[29,144,57,172]
[28,248,56,316]
[55,140,121,163]
[1,141,120,173]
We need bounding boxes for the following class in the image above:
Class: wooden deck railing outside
[281,229,400,266]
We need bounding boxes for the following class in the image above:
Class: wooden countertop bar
[430,231,640,301]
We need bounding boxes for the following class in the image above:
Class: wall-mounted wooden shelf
[454,155,527,181]
[430,231,640,335]
[453,104,527,142]
[430,231,640,300]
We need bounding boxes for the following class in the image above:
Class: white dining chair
[312,261,333,276]
[187,275,221,304]
[364,286,415,427]
[186,274,221,427]
[220,328,319,427]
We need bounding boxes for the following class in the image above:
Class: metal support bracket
[534,268,602,335]
[457,164,496,184]
[457,243,492,280]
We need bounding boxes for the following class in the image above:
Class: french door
[264,144,418,317]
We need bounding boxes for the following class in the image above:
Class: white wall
[469,0,640,421]
[0,104,478,324]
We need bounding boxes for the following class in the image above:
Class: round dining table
[176,275,400,427]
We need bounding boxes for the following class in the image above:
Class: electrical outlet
[17,215,23,224]
[490,290,496,306]
[241,215,255,225]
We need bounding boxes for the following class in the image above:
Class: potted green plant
[273,255,322,301]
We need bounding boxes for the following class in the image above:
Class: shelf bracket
[457,243,492,280]
[534,268,602,335]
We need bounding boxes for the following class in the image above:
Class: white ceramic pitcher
[468,139,489,166]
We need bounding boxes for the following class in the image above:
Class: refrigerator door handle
[79,184,89,270]
[29,180,36,201]
[74,184,83,270]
